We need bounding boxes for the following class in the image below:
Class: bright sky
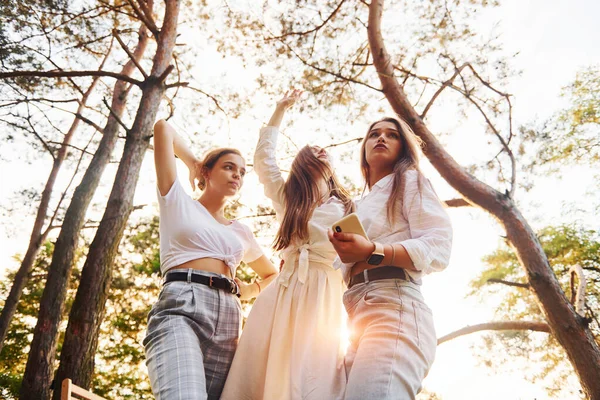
[1,0,599,399]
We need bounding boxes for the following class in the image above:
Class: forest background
[0,0,599,399]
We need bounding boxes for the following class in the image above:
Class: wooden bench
[61,379,107,400]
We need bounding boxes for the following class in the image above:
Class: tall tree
[0,45,113,354]
[0,217,163,399]
[0,243,66,400]
[16,10,152,400]
[52,1,180,397]
[365,0,600,396]
[0,0,128,353]
[464,225,599,398]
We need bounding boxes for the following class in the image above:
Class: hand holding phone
[331,213,369,240]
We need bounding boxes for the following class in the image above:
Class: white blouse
[334,170,453,283]
[254,126,347,286]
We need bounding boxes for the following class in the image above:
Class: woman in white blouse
[328,117,453,399]
[221,90,352,400]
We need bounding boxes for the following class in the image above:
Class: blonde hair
[197,148,244,190]
[360,117,424,222]
[273,145,352,251]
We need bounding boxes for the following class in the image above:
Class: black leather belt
[348,266,420,288]
[164,271,240,297]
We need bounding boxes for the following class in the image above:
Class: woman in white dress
[221,90,352,400]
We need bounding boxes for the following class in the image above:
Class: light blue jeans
[343,277,436,400]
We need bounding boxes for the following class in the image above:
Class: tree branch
[570,264,587,317]
[135,0,158,31]
[394,60,517,197]
[465,64,514,147]
[324,136,363,149]
[447,81,517,197]
[125,0,159,38]
[102,98,131,133]
[278,39,381,92]
[24,104,55,158]
[47,142,95,156]
[42,131,100,239]
[237,212,276,220]
[420,63,469,119]
[33,100,105,135]
[437,321,551,345]
[443,198,471,207]
[166,83,228,117]
[0,98,79,108]
[487,278,530,289]
[73,113,104,134]
[0,70,144,87]
[113,29,148,79]
[265,0,346,40]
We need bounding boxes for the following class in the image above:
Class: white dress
[221,127,347,400]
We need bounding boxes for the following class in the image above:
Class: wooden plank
[62,378,107,400]
[61,379,72,400]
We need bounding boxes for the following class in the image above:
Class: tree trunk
[19,24,150,400]
[367,1,600,397]
[52,1,179,397]
[0,64,106,354]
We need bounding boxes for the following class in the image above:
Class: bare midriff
[170,257,232,279]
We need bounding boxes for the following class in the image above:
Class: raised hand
[275,89,303,111]
[267,89,304,128]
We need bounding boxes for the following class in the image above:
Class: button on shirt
[334,170,453,283]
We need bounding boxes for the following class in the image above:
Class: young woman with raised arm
[143,119,278,400]
[221,91,352,400]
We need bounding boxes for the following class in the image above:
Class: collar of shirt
[323,196,341,206]
[361,173,394,199]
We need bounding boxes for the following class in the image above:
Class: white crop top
[157,178,263,276]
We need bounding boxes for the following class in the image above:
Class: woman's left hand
[234,278,257,301]
[327,230,375,263]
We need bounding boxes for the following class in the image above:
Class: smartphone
[332,213,369,240]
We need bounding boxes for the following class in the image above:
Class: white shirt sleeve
[156,178,186,206]
[254,126,286,220]
[239,223,264,264]
[399,171,453,275]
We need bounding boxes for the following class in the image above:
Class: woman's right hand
[276,89,302,111]
[188,159,202,191]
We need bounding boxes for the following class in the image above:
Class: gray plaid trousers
[143,270,242,400]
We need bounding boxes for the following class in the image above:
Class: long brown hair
[273,145,352,251]
[360,116,424,223]
[197,148,243,190]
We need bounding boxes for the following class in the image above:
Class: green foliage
[0,217,163,399]
[532,65,600,168]
[468,224,600,398]
[0,241,80,399]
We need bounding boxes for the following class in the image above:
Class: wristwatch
[367,242,385,265]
